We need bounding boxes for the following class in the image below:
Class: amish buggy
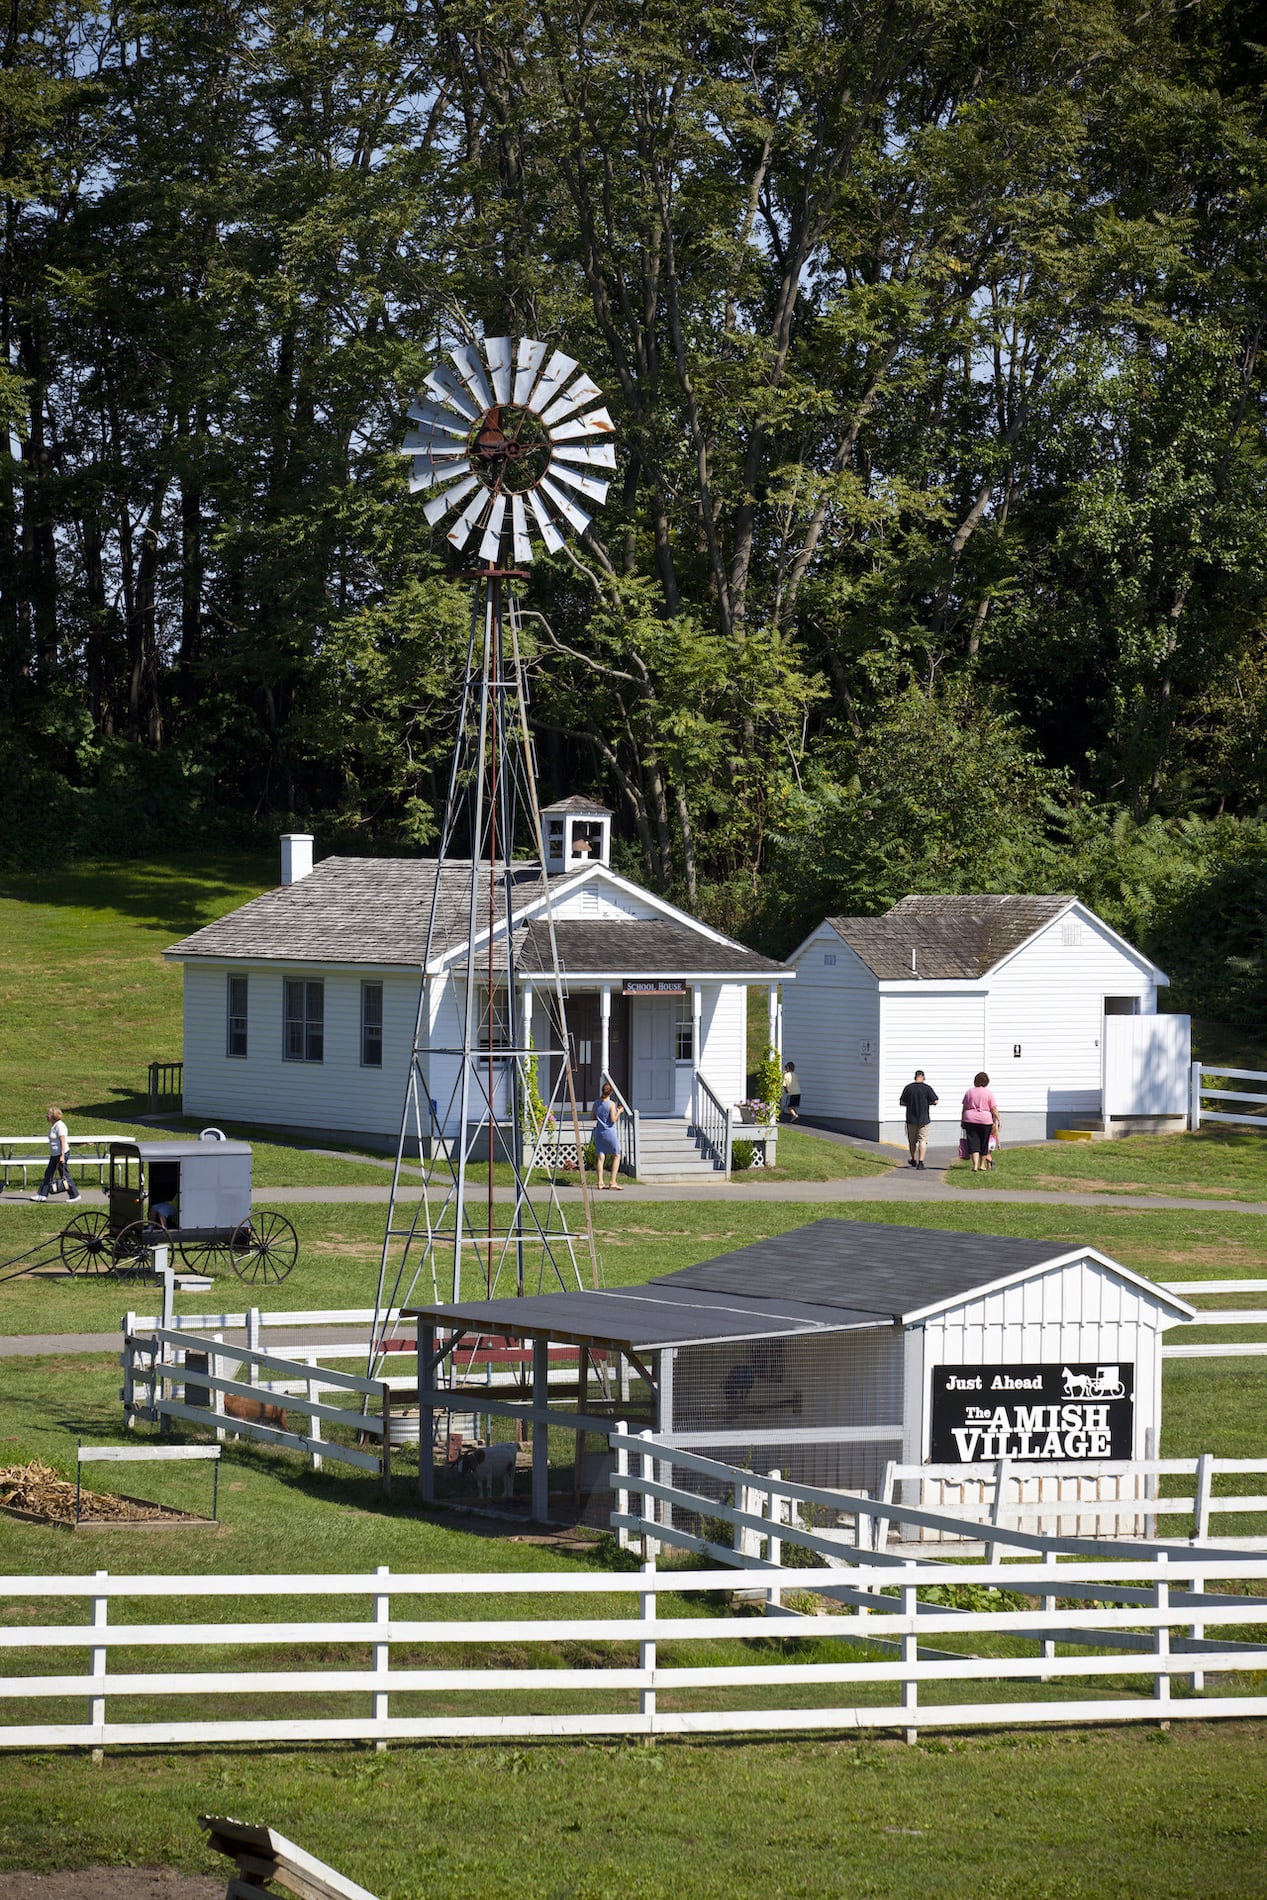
[57,1132,297,1283]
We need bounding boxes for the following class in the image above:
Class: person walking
[782,1061,801,1121]
[592,1081,624,1190]
[960,1071,1000,1173]
[899,1069,938,1169]
[35,1106,80,1203]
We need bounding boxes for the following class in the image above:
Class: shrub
[731,1138,755,1171]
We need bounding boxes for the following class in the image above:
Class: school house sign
[929,1362,1134,1464]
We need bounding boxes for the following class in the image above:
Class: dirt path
[0,1873,221,1900]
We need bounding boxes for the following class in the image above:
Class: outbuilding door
[1102,1013,1191,1116]
[632,997,677,1115]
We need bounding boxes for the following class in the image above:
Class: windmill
[366,334,614,1389]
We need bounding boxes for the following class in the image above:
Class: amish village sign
[929,1362,1134,1463]
[623,980,686,995]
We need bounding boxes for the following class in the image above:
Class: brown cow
[223,1392,288,1432]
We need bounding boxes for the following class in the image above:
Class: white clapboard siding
[698,983,746,1106]
[877,990,986,1129]
[911,1254,1167,1466]
[984,911,1157,1116]
[781,925,881,1123]
[182,963,417,1137]
[550,882,657,921]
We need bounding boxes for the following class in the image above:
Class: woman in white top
[35,1106,80,1202]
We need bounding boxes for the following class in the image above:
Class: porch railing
[602,1073,639,1178]
[693,1072,732,1173]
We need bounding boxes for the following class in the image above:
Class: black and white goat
[457,1441,518,1499]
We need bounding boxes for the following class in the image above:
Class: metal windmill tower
[367,335,617,1374]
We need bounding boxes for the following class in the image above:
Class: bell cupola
[541,795,613,873]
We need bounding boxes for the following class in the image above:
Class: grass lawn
[0,1721,1264,1898]
[1,1193,1265,1335]
[949,1127,1267,1202]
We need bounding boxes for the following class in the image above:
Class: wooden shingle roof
[166,857,551,967]
[518,919,784,978]
[827,894,1075,980]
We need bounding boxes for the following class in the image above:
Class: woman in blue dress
[593,1081,625,1190]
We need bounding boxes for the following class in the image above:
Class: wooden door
[632,997,676,1115]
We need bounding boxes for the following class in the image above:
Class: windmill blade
[485,336,513,404]
[548,463,610,506]
[450,343,495,413]
[526,486,566,555]
[447,484,492,550]
[540,372,605,428]
[400,425,469,455]
[478,493,508,562]
[404,403,470,442]
[511,494,533,564]
[513,338,548,405]
[539,475,592,537]
[548,406,616,443]
[421,365,481,421]
[530,350,578,415]
[552,441,617,470]
[423,472,479,525]
[410,458,470,494]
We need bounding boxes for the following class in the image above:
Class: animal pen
[407,1219,1196,1535]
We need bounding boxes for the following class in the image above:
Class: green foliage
[752,1047,783,1119]
[730,1138,755,1172]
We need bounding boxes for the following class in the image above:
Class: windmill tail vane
[399,334,616,563]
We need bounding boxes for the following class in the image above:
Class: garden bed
[0,1460,216,1530]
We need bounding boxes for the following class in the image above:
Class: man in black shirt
[899,1070,938,1170]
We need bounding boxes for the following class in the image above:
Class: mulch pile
[0,1460,197,1525]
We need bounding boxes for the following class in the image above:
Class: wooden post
[418,1325,435,1504]
[374,1564,390,1751]
[1190,1059,1203,1131]
[247,1308,261,1386]
[121,1318,136,1427]
[573,1346,588,1507]
[531,1335,549,1522]
[1193,1450,1213,1543]
[212,1333,226,1444]
[381,1384,392,1496]
[1042,1548,1058,1676]
[1154,1551,1171,1719]
[91,1570,108,1763]
[639,1429,658,1562]
[767,1470,782,1611]
[640,1554,657,1738]
[902,1561,918,1745]
[614,1420,630,1551]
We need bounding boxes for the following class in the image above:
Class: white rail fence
[121,1327,394,1488]
[878,1455,1267,1546]
[1190,1063,1267,1132]
[1161,1278,1267,1360]
[0,1136,114,1191]
[2,1556,1265,1751]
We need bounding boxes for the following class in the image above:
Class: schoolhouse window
[361,982,383,1067]
[226,975,248,1058]
[284,979,324,1062]
[674,996,694,1062]
[478,985,512,1049]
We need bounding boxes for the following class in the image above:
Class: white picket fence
[1189,1063,1267,1132]
[2,1555,1266,1750]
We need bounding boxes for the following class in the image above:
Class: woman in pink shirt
[961,1071,999,1172]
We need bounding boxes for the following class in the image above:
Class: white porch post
[691,983,702,1126]
[600,984,611,1081]
[767,983,778,1056]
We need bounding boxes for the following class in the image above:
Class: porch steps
[635,1118,722,1182]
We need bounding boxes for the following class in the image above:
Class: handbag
[958,1133,970,1160]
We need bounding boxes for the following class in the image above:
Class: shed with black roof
[407,1217,1192,1534]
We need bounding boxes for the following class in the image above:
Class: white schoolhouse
[166,799,788,1178]
[782,894,1190,1143]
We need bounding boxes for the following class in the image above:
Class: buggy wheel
[59,1209,111,1275]
[179,1236,231,1277]
[229,1211,297,1284]
[112,1220,158,1281]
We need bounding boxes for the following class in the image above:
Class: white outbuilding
[781,894,1191,1143]
[410,1218,1195,1537]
